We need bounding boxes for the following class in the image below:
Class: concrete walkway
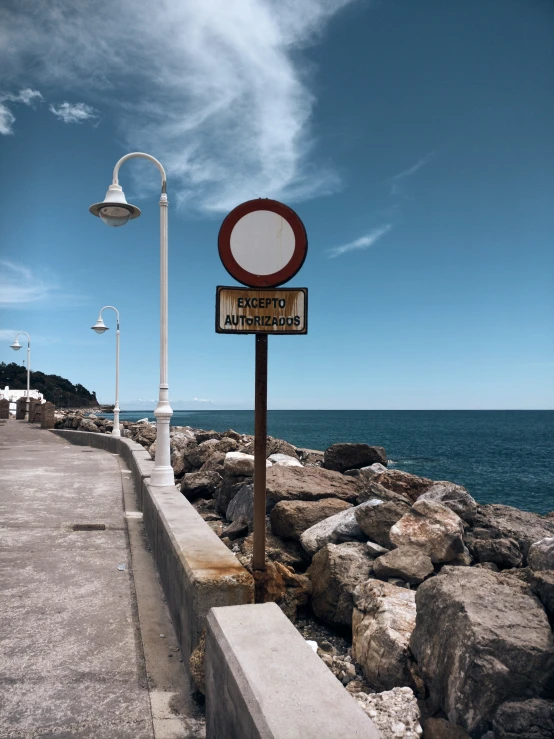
[0,420,205,739]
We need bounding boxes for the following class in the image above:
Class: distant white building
[1,386,44,413]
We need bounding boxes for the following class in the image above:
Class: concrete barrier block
[205,602,381,739]
[142,481,254,660]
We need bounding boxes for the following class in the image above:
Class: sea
[111,410,554,515]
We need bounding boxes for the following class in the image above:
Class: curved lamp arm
[98,305,120,329]
[14,331,31,346]
[112,152,167,194]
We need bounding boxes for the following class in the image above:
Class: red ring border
[218,198,308,288]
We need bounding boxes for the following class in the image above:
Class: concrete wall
[51,429,254,661]
[205,602,381,739]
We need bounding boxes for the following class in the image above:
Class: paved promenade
[0,420,204,739]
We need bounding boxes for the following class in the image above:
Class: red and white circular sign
[218,199,308,288]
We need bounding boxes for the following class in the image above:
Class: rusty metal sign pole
[253,333,268,571]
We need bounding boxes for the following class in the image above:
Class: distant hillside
[0,362,99,408]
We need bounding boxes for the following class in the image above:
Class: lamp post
[89,153,173,486]
[10,331,31,420]
[91,306,121,438]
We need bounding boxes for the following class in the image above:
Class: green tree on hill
[0,362,99,408]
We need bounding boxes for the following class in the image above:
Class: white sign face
[230,210,296,276]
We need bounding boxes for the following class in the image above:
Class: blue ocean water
[114,410,554,514]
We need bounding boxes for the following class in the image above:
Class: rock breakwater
[54,410,554,737]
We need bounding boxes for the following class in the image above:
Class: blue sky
[0,0,552,410]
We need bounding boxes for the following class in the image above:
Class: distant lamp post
[89,152,173,486]
[10,331,31,420]
[91,306,121,438]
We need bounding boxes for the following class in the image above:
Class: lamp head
[91,317,109,334]
[10,339,21,351]
[89,183,141,227]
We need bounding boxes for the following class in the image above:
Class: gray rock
[214,474,251,516]
[323,443,387,473]
[182,440,220,471]
[221,517,249,541]
[475,561,500,572]
[352,580,418,691]
[418,481,478,523]
[410,566,554,733]
[295,448,324,467]
[493,698,554,739]
[221,428,241,441]
[470,537,523,570]
[265,465,362,511]
[269,498,352,541]
[195,429,221,443]
[308,542,374,626]
[300,502,375,555]
[356,479,412,507]
[528,537,554,571]
[354,687,422,738]
[366,541,389,557]
[180,471,222,501]
[267,453,303,467]
[199,451,226,474]
[355,499,409,549]
[226,484,254,522]
[480,504,554,560]
[373,546,434,585]
[390,499,465,564]
[170,449,186,478]
[531,570,554,626]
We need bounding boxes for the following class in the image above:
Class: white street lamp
[89,153,173,486]
[10,331,31,420]
[91,306,121,438]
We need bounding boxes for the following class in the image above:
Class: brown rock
[180,471,222,501]
[373,546,434,585]
[422,717,470,739]
[308,542,374,626]
[264,465,362,510]
[493,698,554,739]
[470,537,523,570]
[355,499,409,549]
[270,498,352,540]
[252,561,311,620]
[372,469,435,503]
[480,504,554,560]
[323,443,387,473]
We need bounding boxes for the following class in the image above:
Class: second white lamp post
[91,306,121,438]
[89,153,174,486]
[10,331,31,420]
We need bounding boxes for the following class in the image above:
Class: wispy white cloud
[0,0,357,212]
[0,329,18,340]
[49,101,99,124]
[0,260,84,307]
[0,87,42,134]
[389,152,435,195]
[326,224,392,258]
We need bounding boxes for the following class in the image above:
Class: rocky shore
[55,410,554,738]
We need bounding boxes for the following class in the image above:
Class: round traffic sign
[218,199,308,288]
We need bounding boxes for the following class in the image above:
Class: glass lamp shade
[99,205,133,227]
[91,318,109,334]
[10,341,21,350]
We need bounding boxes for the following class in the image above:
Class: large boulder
[308,542,375,626]
[199,451,226,474]
[417,482,478,523]
[371,469,434,503]
[267,453,303,467]
[323,443,387,473]
[265,465,362,510]
[410,566,554,733]
[531,571,554,626]
[422,718,470,739]
[226,484,254,522]
[352,579,418,691]
[492,698,554,739]
[528,538,554,571]
[269,499,352,541]
[180,471,222,501]
[182,439,220,471]
[214,474,251,516]
[480,505,554,560]
[373,546,434,586]
[239,529,308,570]
[79,418,98,433]
[300,501,375,555]
[355,499,410,549]
[357,480,412,507]
[223,451,272,477]
[469,537,523,570]
[390,499,465,563]
[241,436,299,459]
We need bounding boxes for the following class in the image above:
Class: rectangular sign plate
[216,286,308,335]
